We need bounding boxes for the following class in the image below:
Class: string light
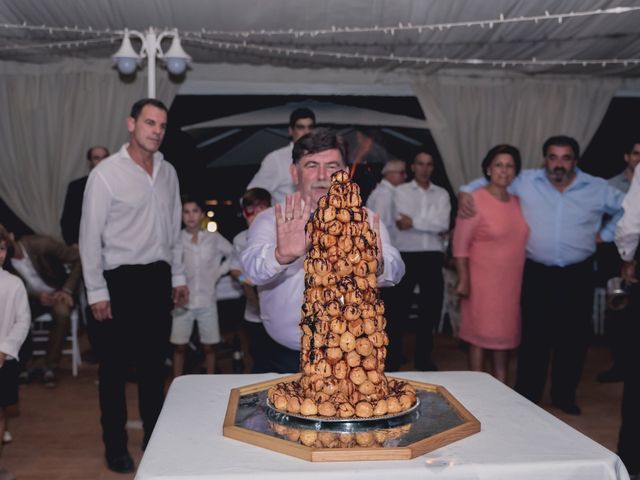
[0,37,114,53]
[185,36,640,69]
[0,22,113,36]
[185,6,640,38]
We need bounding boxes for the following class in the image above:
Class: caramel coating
[373,399,389,416]
[355,337,374,357]
[339,331,356,352]
[355,401,374,418]
[300,398,318,416]
[318,401,337,417]
[337,402,355,418]
[349,367,367,385]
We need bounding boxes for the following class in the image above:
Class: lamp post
[113,27,191,98]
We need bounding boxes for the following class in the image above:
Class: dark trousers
[264,342,300,374]
[381,285,403,371]
[515,258,594,405]
[243,320,282,374]
[88,261,172,457]
[396,251,444,370]
[618,282,640,474]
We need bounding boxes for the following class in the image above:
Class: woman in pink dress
[453,144,529,383]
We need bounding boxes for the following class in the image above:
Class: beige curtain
[0,59,179,237]
[413,73,622,189]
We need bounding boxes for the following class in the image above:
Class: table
[135,372,629,480]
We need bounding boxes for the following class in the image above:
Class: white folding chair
[31,306,82,376]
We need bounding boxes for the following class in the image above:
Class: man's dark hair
[412,148,435,164]
[289,107,316,128]
[625,140,640,154]
[241,188,272,208]
[292,127,348,165]
[481,144,522,181]
[86,145,110,161]
[130,98,169,120]
[181,194,206,212]
[542,135,580,159]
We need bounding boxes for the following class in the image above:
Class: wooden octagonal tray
[223,373,480,462]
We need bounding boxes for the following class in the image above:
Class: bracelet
[238,274,247,284]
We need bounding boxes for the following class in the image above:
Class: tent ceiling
[1,0,640,77]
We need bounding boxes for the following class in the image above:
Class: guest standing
[394,150,451,370]
[60,145,109,245]
[246,108,315,205]
[79,98,188,473]
[459,135,624,414]
[453,145,529,383]
[614,165,640,477]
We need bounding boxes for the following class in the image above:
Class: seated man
[7,232,81,387]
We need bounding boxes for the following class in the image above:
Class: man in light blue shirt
[460,135,624,415]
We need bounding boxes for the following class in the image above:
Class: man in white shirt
[246,107,315,205]
[614,166,640,477]
[394,150,451,371]
[366,158,407,243]
[598,140,640,383]
[79,98,188,474]
[366,158,407,370]
[241,128,405,373]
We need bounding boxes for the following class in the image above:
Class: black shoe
[552,401,581,415]
[106,452,135,474]
[597,368,624,383]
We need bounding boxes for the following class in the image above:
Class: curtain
[413,73,622,190]
[0,59,179,238]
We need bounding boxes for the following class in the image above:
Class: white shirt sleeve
[240,209,288,286]
[366,184,396,236]
[79,170,112,304]
[370,209,405,287]
[615,169,640,261]
[246,151,285,196]
[170,177,186,287]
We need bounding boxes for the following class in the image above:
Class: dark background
[1,95,637,241]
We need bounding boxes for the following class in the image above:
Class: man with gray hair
[366,159,407,244]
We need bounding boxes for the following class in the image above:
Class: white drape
[0,59,179,238]
[412,73,622,190]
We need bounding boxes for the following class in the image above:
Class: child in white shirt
[0,224,30,478]
[171,198,232,376]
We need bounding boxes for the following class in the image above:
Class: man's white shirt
[79,144,185,305]
[366,178,398,244]
[246,143,295,205]
[240,207,405,351]
[616,168,640,261]
[394,180,451,252]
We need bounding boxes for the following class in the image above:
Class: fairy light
[0,37,115,53]
[185,6,640,38]
[185,36,640,69]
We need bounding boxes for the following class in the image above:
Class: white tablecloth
[136,372,629,480]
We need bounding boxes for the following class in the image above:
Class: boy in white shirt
[171,198,232,376]
[0,224,30,480]
[229,188,275,373]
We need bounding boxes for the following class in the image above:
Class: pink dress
[453,188,529,350]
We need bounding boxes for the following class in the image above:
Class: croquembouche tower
[268,170,417,419]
